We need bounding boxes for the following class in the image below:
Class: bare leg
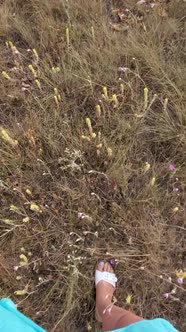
[100,304,143,331]
[96,261,144,331]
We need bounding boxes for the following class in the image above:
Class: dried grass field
[0,0,186,331]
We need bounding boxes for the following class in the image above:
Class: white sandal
[95,270,118,288]
[95,269,118,322]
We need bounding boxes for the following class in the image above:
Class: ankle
[96,295,112,313]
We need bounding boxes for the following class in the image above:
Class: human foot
[95,260,117,322]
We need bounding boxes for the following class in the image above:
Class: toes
[103,262,110,272]
[97,260,105,271]
[109,263,114,273]
[97,260,114,272]
[104,262,114,273]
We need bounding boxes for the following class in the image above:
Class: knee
[115,313,143,330]
[115,313,128,329]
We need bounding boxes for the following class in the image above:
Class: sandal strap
[95,270,117,288]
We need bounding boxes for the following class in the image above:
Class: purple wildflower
[177,278,183,284]
[169,163,175,171]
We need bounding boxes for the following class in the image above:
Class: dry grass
[0,0,186,331]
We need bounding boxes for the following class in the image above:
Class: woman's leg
[96,261,144,331]
[100,304,143,331]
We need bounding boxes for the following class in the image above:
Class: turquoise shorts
[108,318,179,332]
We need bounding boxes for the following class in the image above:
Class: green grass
[0,0,186,331]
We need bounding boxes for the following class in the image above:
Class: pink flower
[169,163,175,171]
[78,212,83,218]
[163,293,170,299]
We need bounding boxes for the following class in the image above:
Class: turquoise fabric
[108,318,179,332]
[0,298,46,332]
